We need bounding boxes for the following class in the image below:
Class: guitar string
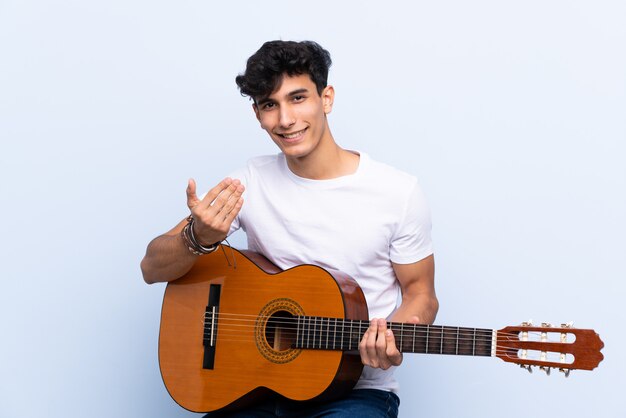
[202,332,506,351]
[205,328,529,344]
[201,331,568,356]
[204,326,569,348]
[196,315,574,360]
[208,312,576,336]
[194,332,572,364]
[206,324,503,345]
[198,326,573,360]
[203,313,570,344]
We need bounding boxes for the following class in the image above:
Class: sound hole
[265,310,297,351]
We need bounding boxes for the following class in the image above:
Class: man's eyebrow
[256,96,273,107]
[256,88,310,107]
[288,88,309,96]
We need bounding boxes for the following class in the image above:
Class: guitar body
[159,247,368,413]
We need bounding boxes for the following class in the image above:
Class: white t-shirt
[227,151,433,392]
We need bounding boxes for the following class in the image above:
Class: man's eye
[293,95,304,102]
[263,103,275,110]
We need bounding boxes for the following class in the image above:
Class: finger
[358,332,369,364]
[375,319,390,367]
[186,178,200,209]
[385,329,402,367]
[376,318,388,348]
[205,179,242,216]
[407,315,421,324]
[221,196,244,225]
[198,178,234,210]
[215,183,245,219]
[359,320,376,366]
[365,319,382,367]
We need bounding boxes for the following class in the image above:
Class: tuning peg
[520,364,533,373]
[541,322,552,328]
[540,366,551,376]
[521,320,533,326]
[559,368,571,378]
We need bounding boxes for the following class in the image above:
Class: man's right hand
[186,177,245,246]
[141,177,245,284]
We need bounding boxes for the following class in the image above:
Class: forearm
[390,292,439,325]
[141,178,244,284]
[140,233,198,284]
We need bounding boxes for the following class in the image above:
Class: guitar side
[158,247,368,413]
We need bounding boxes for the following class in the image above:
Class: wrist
[181,216,220,255]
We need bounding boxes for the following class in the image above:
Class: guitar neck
[293,317,495,357]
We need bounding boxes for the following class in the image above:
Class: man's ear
[252,103,260,122]
[322,85,335,115]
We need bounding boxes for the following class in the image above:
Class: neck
[286,130,360,180]
[293,317,495,357]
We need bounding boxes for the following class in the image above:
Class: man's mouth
[278,128,307,140]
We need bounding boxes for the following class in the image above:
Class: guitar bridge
[202,284,221,369]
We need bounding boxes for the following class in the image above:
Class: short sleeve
[225,166,249,237]
[389,181,433,264]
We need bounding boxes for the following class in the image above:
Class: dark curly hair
[235,40,332,101]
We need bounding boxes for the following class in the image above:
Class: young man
[141,40,438,417]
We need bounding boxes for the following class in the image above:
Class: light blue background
[1,1,624,417]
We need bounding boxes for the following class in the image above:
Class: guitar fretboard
[294,316,494,357]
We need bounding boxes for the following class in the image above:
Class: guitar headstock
[496,321,604,376]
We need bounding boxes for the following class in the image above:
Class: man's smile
[277,128,307,141]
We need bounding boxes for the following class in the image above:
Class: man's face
[253,74,334,161]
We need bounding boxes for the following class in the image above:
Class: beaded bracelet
[181,216,220,255]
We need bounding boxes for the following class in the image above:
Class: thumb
[186,178,200,209]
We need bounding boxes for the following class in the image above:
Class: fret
[304,316,308,349]
[325,318,330,349]
[324,317,329,349]
[473,328,494,357]
[317,318,326,348]
[341,319,345,350]
[320,317,325,349]
[333,318,337,350]
[399,323,404,352]
[455,327,459,355]
[296,316,301,349]
[300,316,304,348]
[441,326,456,355]
[306,316,311,349]
[361,320,367,347]
[425,324,429,353]
[440,326,444,354]
[349,321,353,350]
[472,328,476,356]
[316,317,321,349]
[316,317,322,349]
[425,325,440,354]
[356,320,365,349]
[320,317,324,349]
[352,320,358,350]
[312,317,318,349]
[462,326,486,356]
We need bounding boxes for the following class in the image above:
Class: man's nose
[279,106,296,129]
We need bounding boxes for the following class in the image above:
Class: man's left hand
[358,316,420,370]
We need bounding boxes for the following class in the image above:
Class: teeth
[282,129,305,139]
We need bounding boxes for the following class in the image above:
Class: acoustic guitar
[158,246,604,413]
